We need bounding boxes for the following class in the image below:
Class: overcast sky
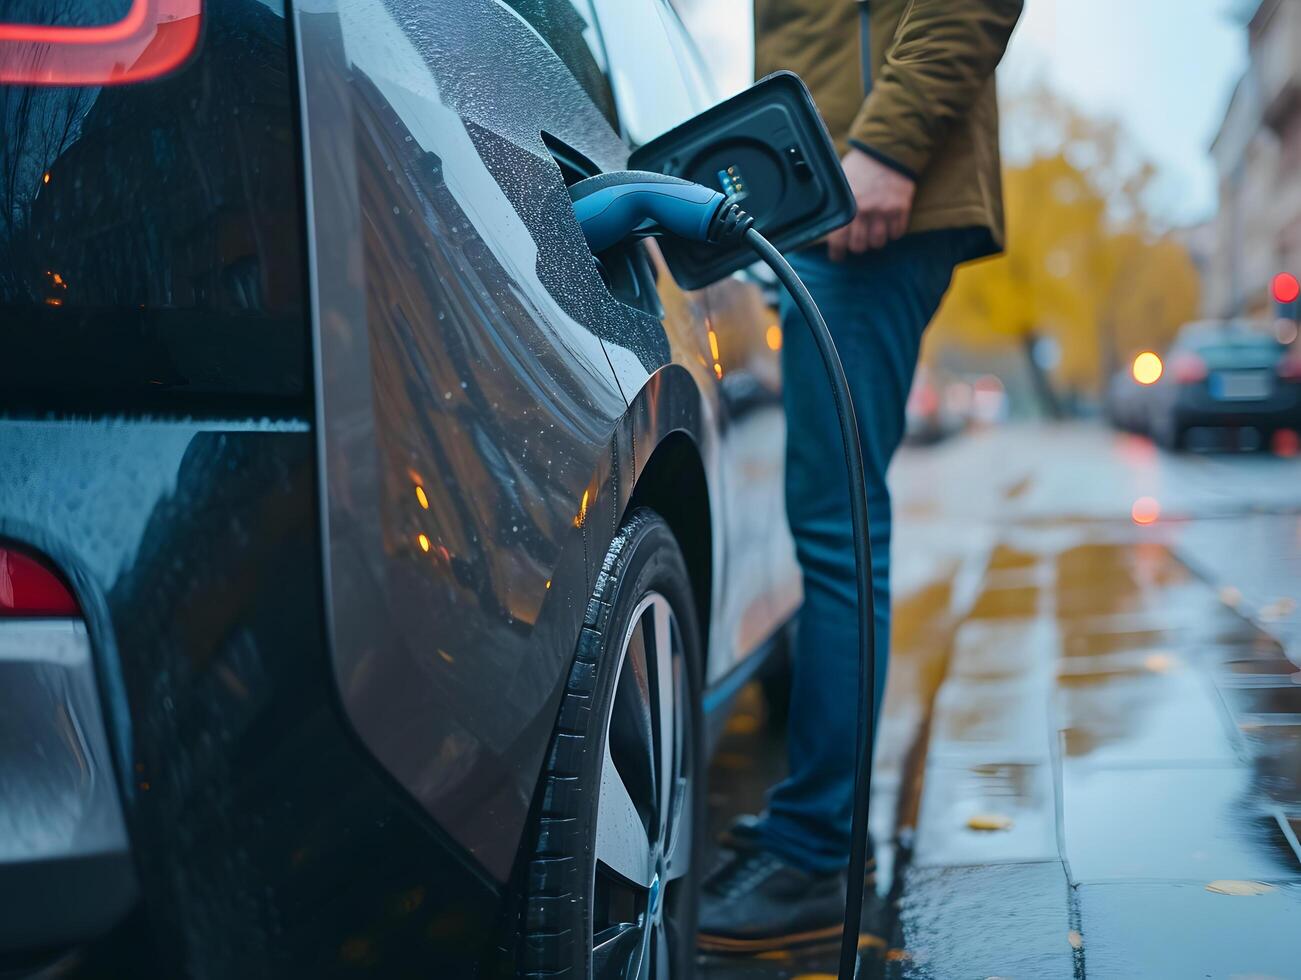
[675,0,1250,226]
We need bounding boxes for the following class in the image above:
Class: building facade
[1207,0,1301,318]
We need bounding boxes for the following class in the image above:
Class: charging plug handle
[569,170,752,253]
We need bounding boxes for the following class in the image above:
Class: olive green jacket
[754,0,1023,256]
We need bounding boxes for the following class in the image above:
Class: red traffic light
[1274,273,1301,305]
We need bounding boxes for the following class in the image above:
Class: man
[698,0,1023,952]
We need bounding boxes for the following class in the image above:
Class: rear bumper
[1173,404,1301,428]
[1173,387,1301,428]
[0,620,136,952]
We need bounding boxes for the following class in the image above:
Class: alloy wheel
[591,593,691,980]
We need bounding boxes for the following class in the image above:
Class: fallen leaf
[1067,929,1083,949]
[884,948,910,961]
[1205,879,1275,896]
[967,812,1014,831]
[1003,475,1033,500]
[724,712,761,735]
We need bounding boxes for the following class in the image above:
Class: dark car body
[1104,369,1156,436]
[0,0,799,974]
[1146,322,1301,449]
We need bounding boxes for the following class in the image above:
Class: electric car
[0,0,807,976]
[1146,322,1301,451]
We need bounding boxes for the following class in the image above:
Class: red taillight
[1273,273,1300,306]
[1172,354,1208,384]
[1278,356,1301,381]
[0,545,79,616]
[0,0,200,87]
[912,382,940,415]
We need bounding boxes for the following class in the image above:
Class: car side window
[499,0,619,128]
[590,0,698,146]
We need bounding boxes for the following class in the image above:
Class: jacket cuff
[847,139,919,182]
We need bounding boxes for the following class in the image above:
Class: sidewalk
[893,511,1301,977]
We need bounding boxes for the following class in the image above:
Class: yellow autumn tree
[927,91,1201,407]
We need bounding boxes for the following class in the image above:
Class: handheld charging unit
[628,71,854,291]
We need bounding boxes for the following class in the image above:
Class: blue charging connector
[569,171,730,253]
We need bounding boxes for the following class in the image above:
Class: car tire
[1156,416,1183,451]
[519,509,703,979]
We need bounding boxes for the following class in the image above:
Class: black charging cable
[743,224,876,980]
[571,176,877,980]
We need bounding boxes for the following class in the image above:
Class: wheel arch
[626,430,713,661]
[614,363,720,669]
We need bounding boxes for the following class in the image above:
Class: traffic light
[1274,272,1300,321]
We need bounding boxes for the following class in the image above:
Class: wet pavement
[698,422,1301,979]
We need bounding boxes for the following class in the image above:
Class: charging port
[543,133,664,319]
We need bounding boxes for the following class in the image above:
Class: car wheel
[1156,416,1182,451]
[520,509,702,979]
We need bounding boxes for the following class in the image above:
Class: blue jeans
[757,231,978,874]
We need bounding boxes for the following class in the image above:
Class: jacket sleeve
[848,0,1023,179]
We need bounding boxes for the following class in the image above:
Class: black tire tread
[519,510,681,979]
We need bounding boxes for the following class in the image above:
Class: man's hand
[827,148,916,261]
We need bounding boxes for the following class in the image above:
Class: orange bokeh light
[1132,352,1163,385]
[1131,496,1160,525]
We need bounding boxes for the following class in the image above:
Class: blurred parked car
[1105,352,1162,435]
[1106,370,1152,434]
[1147,322,1301,450]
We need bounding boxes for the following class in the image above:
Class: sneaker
[717,814,879,883]
[716,812,764,851]
[696,849,847,954]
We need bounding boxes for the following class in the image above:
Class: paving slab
[1075,881,1301,979]
[1062,766,1301,885]
[1057,658,1240,767]
[913,762,1059,867]
[894,863,1076,980]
